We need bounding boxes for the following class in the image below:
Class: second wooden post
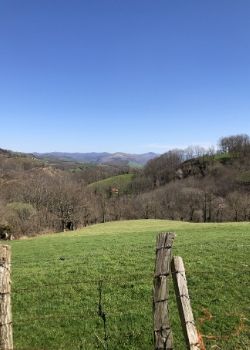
[171,256,201,350]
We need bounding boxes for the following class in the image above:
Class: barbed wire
[12,268,250,279]
[13,309,248,326]
[11,279,249,299]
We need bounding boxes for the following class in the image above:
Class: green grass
[88,173,134,194]
[9,220,250,349]
[213,152,234,164]
[127,161,143,168]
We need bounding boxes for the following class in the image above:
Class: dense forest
[1,134,250,239]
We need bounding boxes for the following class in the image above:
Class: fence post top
[156,232,175,250]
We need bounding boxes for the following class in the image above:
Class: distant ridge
[34,151,158,166]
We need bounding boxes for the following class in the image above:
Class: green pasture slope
[87,173,134,194]
[10,220,250,349]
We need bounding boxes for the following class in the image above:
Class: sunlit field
[10,220,250,349]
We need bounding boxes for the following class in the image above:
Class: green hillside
[88,173,134,195]
[10,220,250,349]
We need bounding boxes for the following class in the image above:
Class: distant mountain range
[34,152,158,166]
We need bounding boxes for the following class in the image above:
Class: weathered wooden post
[171,256,201,350]
[0,245,13,350]
[153,232,175,350]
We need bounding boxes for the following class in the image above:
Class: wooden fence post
[153,232,175,350]
[0,245,13,350]
[171,256,201,350]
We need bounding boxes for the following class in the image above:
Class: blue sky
[0,0,249,153]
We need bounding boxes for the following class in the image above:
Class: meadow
[87,173,134,194]
[10,220,250,349]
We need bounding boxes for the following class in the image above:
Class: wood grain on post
[0,245,13,350]
[153,232,175,350]
[171,256,201,350]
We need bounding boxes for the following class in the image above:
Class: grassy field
[9,220,250,349]
[87,173,134,194]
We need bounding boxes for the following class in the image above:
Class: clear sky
[0,0,249,153]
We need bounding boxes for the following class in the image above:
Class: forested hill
[130,134,250,223]
[0,134,250,239]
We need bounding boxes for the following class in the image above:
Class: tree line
[0,134,250,238]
